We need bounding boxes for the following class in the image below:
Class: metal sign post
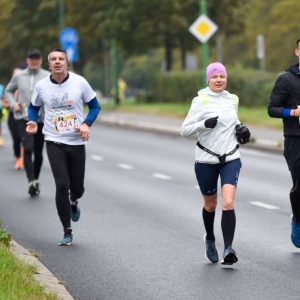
[189,0,218,87]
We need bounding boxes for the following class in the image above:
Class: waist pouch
[196,141,239,164]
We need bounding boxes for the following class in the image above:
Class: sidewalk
[97,110,284,153]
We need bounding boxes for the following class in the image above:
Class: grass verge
[0,221,59,300]
[101,102,283,130]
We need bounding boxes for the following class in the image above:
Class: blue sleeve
[282,108,292,118]
[28,102,40,123]
[84,97,101,126]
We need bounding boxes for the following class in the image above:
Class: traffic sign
[59,27,79,46]
[65,45,78,63]
[189,14,218,43]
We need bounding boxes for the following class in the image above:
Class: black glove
[235,123,251,144]
[204,116,219,128]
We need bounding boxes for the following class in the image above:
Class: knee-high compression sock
[290,179,300,224]
[221,209,236,249]
[202,208,215,241]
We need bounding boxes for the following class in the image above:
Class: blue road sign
[59,27,79,62]
[64,45,78,63]
[59,27,79,46]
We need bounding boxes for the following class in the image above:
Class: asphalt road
[0,123,299,300]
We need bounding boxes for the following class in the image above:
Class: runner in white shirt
[26,48,101,246]
[181,62,250,265]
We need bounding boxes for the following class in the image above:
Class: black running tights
[8,111,22,158]
[290,179,300,224]
[46,142,85,231]
[17,119,44,182]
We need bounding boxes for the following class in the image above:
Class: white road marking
[118,163,134,170]
[249,201,279,210]
[240,148,282,160]
[90,155,103,161]
[153,173,172,180]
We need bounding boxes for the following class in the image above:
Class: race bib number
[53,114,77,133]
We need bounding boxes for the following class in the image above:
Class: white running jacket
[180,87,241,164]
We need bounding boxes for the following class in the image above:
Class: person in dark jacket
[268,37,300,249]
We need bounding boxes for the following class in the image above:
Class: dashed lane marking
[152,173,172,180]
[90,155,103,161]
[118,163,134,170]
[249,201,279,210]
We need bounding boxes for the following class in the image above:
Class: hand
[75,123,90,141]
[204,116,219,128]
[235,123,251,144]
[13,102,21,112]
[26,121,38,134]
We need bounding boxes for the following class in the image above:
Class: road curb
[97,116,284,154]
[10,240,74,300]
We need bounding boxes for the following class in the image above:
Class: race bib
[53,114,77,134]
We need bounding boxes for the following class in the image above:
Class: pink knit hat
[206,62,227,84]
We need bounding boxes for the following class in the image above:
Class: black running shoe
[28,182,37,197]
[34,180,40,195]
[221,246,238,265]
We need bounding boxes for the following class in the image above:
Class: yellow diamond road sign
[189,14,218,43]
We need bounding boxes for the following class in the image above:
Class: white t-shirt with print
[31,72,96,145]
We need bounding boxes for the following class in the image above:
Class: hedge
[137,64,279,107]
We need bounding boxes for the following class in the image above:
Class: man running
[26,48,101,245]
[5,49,50,196]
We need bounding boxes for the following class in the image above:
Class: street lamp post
[58,0,65,31]
[110,2,119,105]
[111,38,119,105]
[200,0,209,87]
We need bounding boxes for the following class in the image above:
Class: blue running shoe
[291,215,300,248]
[221,246,238,265]
[70,202,80,222]
[203,234,219,263]
[58,233,73,246]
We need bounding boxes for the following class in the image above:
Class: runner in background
[5,49,50,196]
[2,64,27,169]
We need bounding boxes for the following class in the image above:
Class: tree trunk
[165,35,172,71]
[179,37,186,70]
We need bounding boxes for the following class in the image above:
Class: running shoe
[70,201,80,222]
[34,180,40,195]
[291,215,300,248]
[28,181,37,197]
[203,234,219,263]
[15,157,23,169]
[221,246,238,265]
[58,233,73,246]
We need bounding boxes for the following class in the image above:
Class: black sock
[64,228,72,235]
[221,209,236,249]
[290,179,300,224]
[202,208,215,241]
